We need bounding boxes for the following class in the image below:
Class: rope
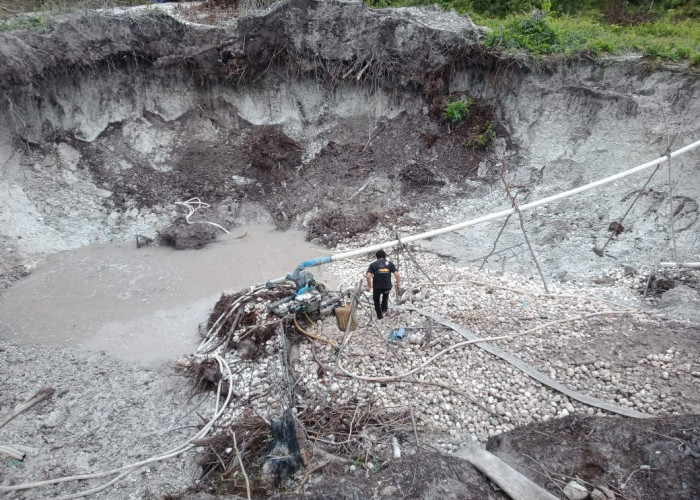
[175,197,229,234]
[294,313,338,348]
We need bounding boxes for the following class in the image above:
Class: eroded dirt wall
[0,0,698,289]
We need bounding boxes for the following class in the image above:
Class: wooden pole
[456,444,560,500]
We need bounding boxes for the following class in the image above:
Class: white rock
[563,480,589,500]
[590,489,609,500]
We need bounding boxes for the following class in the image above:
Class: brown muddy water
[0,224,336,366]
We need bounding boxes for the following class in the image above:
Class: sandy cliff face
[0,0,698,288]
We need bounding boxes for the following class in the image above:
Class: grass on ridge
[366,0,699,64]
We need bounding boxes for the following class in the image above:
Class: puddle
[0,224,339,366]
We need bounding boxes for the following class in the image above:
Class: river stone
[563,480,589,500]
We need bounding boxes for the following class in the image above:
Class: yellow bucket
[334,303,357,332]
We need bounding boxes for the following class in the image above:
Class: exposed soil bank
[0,0,698,291]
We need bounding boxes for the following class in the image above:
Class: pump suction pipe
[265,139,700,286]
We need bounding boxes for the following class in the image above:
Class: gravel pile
[210,236,699,459]
[2,228,697,498]
[0,342,211,500]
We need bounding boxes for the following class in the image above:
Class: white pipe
[659,262,700,269]
[261,138,699,285]
[329,139,700,262]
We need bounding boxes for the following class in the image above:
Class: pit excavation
[0,1,698,499]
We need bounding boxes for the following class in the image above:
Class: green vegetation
[444,98,473,123]
[465,121,495,148]
[0,14,47,32]
[1,0,697,63]
[365,0,700,64]
[482,13,699,63]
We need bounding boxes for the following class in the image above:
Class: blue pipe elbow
[296,256,332,272]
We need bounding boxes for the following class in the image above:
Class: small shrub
[486,15,563,54]
[444,98,472,123]
[465,122,495,149]
[0,15,47,32]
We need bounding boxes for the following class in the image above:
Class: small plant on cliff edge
[0,15,47,32]
[444,98,473,124]
[465,122,495,149]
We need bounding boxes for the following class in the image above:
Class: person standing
[366,249,401,320]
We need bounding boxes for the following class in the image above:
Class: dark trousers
[373,288,390,319]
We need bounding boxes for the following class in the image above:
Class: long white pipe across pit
[266,138,699,284]
[330,139,700,262]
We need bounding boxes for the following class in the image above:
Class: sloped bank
[0,0,697,290]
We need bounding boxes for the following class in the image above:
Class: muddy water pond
[0,224,337,366]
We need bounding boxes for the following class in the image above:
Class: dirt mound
[488,414,700,500]
[246,126,302,172]
[159,219,220,249]
[400,161,445,188]
[306,207,408,245]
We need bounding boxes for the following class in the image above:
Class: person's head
[376,250,386,259]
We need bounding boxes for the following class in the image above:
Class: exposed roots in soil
[186,358,223,395]
[196,410,272,498]
[245,126,302,172]
[297,402,412,461]
[307,207,409,246]
[400,163,445,188]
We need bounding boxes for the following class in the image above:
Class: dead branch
[294,458,332,493]
[420,318,433,349]
[658,103,680,266]
[0,388,55,430]
[500,160,549,293]
[479,214,514,270]
[231,431,251,500]
[409,406,420,447]
[349,178,374,200]
[363,123,385,152]
[220,307,245,353]
[397,235,438,291]
[594,165,661,257]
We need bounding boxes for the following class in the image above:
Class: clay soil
[170,415,699,500]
